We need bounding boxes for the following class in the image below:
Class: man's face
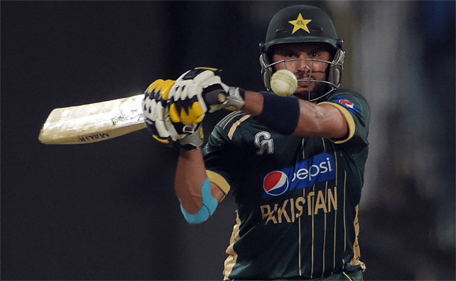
[272,43,332,100]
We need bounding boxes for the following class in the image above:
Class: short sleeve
[320,90,370,147]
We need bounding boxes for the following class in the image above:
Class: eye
[283,51,297,58]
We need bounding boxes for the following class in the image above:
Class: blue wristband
[180,178,218,224]
[253,92,300,135]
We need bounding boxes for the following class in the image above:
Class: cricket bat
[39,94,147,145]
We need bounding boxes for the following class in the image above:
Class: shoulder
[322,89,370,146]
[325,89,369,106]
[322,89,370,116]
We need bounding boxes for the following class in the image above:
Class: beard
[293,79,329,101]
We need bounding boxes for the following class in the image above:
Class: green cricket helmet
[259,5,345,101]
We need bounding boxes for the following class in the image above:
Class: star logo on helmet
[289,13,312,34]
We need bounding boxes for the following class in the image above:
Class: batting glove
[179,124,204,150]
[142,79,198,145]
[168,67,245,125]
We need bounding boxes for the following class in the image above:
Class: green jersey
[203,90,370,280]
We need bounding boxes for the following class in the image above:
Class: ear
[259,53,273,91]
[328,49,345,88]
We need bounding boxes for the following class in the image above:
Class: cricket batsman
[142,4,370,280]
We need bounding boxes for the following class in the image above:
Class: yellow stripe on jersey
[206,170,231,196]
[228,115,250,140]
[223,212,241,280]
[351,205,366,271]
[319,102,356,144]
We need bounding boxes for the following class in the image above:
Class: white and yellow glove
[142,79,198,146]
[168,67,245,125]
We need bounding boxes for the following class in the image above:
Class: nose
[295,56,312,74]
[298,60,311,72]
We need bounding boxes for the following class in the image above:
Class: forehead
[272,42,332,54]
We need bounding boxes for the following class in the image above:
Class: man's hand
[168,67,245,125]
[142,79,198,145]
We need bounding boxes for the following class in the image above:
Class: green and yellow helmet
[259,5,345,100]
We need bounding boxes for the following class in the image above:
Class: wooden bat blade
[39,94,147,145]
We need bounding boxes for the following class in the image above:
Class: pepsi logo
[334,96,359,114]
[263,171,289,196]
[338,99,354,107]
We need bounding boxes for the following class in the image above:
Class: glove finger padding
[169,79,207,125]
[169,67,234,125]
[142,79,182,145]
[144,79,175,101]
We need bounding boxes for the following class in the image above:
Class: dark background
[2,1,455,280]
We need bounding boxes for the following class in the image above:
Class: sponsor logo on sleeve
[333,97,360,114]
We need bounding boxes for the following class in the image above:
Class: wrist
[253,92,300,135]
[224,87,245,111]
[179,125,204,150]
